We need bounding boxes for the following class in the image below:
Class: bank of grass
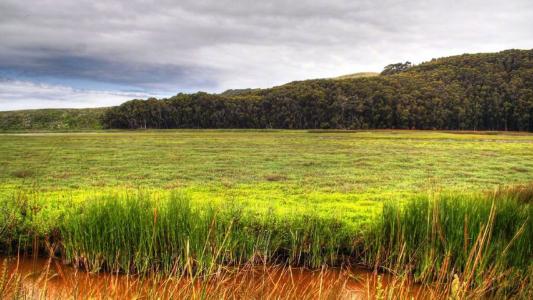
[366,186,533,298]
[1,130,532,297]
[1,185,531,297]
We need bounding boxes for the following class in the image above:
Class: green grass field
[1,130,532,219]
[1,130,532,297]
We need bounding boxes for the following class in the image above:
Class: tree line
[102,49,533,131]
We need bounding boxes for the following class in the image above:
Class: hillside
[103,49,533,131]
[333,72,379,80]
[2,49,533,131]
[219,88,263,97]
[0,108,106,131]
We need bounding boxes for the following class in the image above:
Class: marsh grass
[365,186,532,298]
[61,191,353,275]
[60,187,532,297]
[0,185,531,298]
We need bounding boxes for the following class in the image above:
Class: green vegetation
[0,130,532,298]
[61,192,352,273]
[368,188,532,297]
[1,130,533,223]
[103,49,533,131]
[59,189,531,275]
[0,108,106,131]
[1,183,531,298]
[2,49,532,132]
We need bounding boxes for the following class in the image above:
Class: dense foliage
[0,108,105,131]
[1,186,532,297]
[102,49,533,131]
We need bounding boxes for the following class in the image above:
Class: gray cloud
[0,0,532,109]
[1,51,218,90]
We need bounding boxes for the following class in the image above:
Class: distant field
[333,72,379,80]
[1,130,532,223]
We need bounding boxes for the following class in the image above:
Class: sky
[1,0,532,110]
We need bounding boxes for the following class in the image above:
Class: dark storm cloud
[0,0,532,109]
[0,51,218,90]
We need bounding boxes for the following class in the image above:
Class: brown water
[1,256,428,299]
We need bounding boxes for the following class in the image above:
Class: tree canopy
[380,61,413,75]
[102,49,533,131]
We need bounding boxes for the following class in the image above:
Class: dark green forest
[2,49,533,131]
[102,49,533,131]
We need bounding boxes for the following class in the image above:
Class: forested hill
[2,49,533,131]
[102,49,533,131]
[0,108,105,131]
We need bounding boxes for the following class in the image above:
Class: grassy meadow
[2,130,533,218]
[1,130,532,298]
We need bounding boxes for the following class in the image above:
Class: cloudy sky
[1,0,532,110]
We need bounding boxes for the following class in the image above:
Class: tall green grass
[365,186,532,296]
[1,186,531,297]
[61,192,354,274]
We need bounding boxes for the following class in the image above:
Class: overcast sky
[1,0,532,110]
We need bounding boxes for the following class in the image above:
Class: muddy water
[1,256,428,299]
